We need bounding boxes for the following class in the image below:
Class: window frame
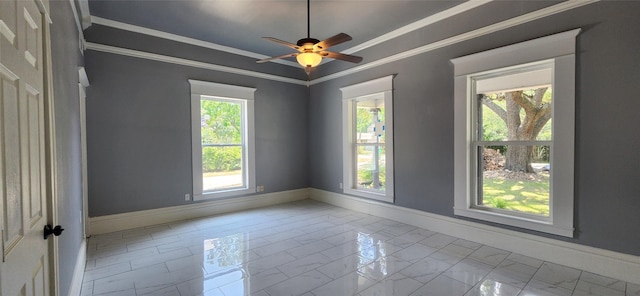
[341,75,395,202]
[189,80,256,201]
[470,61,554,221]
[451,29,580,237]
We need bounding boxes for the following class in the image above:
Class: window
[452,29,579,237]
[190,80,255,200]
[341,75,394,202]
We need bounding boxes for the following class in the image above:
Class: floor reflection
[476,279,521,296]
[357,232,388,278]
[82,201,633,296]
[202,233,248,295]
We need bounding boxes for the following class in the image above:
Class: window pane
[356,99,385,144]
[476,72,553,142]
[203,146,243,191]
[201,99,242,145]
[478,145,550,216]
[356,145,386,191]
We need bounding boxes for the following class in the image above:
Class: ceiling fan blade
[313,33,352,51]
[320,51,363,63]
[262,37,301,51]
[256,53,299,64]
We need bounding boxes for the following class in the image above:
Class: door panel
[0,0,18,48]
[0,0,50,295]
[1,69,23,257]
[27,85,44,225]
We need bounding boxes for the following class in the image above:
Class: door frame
[37,0,61,295]
[78,67,90,238]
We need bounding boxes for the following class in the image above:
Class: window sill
[343,188,393,203]
[453,207,573,237]
[194,187,256,201]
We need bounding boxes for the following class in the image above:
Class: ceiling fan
[257,0,363,75]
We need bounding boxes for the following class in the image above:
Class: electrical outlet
[339,182,343,189]
[184,193,190,201]
[256,185,264,192]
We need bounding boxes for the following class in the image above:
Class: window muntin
[341,75,394,202]
[190,80,255,201]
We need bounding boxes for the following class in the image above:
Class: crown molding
[85,0,598,87]
[85,42,308,86]
[90,16,301,68]
[77,0,92,29]
[316,0,492,67]
[69,0,87,53]
[340,0,492,56]
[88,1,493,69]
[309,0,599,85]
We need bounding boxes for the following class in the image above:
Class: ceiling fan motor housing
[297,38,320,49]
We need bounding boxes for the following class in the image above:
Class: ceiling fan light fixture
[257,0,361,74]
[296,52,322,68]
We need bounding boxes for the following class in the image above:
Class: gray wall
[81,1,640,258]
[309,1,640,256]
[84,51,309,216]
[50,1,85,295]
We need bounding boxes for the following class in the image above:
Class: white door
[1,0,52,295]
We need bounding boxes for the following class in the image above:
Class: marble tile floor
[81,200,639,296]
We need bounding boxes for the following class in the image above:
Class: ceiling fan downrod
[307,0,310,38]
[256,0,363,73]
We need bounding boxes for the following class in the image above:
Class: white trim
[78,67,89,87]
[189,80,257,201]
[89,188,309,235]
[308,0,597,86]
[451,30,578,237]
[340,0,491,56]
[77,0,91,29]
[68,0,86,53]
[83,1,595,87]
[90,16,299,68]
[450,29,581,74]
[188,79,256,100]
[339,75,394,100]
[88,1,491,68]
[66,240,86,296]
[82,1,596,86]
[85,42,308,86]
[42,14,60,296]
[310,189,640,285]
[341,76,394,202]
[78,67,90,238]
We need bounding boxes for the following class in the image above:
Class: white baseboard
[67,239,86,296]
[310,188,640,285]
[89,188,310,235]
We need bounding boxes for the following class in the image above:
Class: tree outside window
[475,77,553,216]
